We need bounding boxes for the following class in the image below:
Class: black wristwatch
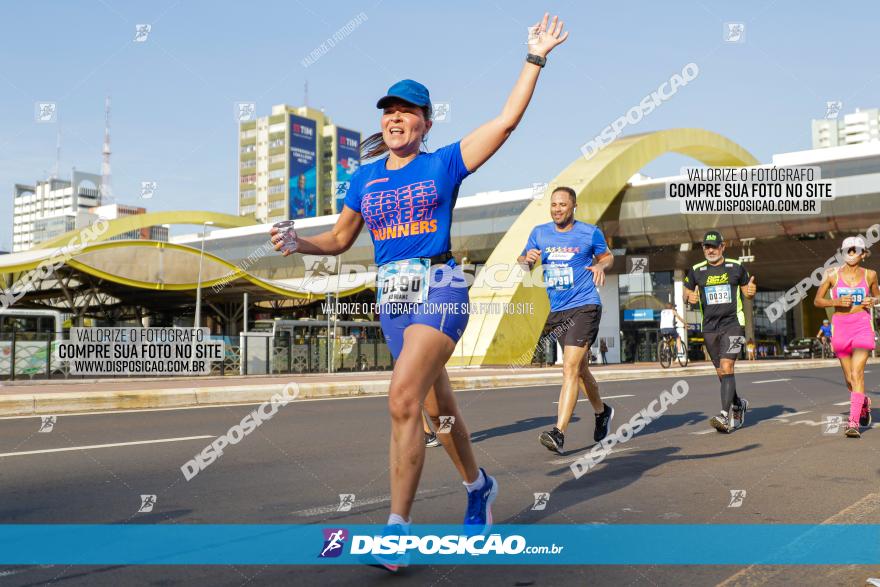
[526,53,546,68]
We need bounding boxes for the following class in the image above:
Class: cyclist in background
[659,303,687,356]
[816,319,833,358]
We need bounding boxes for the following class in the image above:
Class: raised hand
[528,13,569,58]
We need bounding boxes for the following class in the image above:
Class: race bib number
[838,286,866,305]
[705,284,731,305]
[377,258,430,304]
[544,264,574,290]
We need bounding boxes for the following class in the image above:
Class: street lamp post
[194,221,214,330]
[192,221,214,375]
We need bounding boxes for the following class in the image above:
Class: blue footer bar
[0,524,878,565]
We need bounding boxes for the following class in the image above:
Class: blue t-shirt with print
[522,220,609,312]
[343,142,470,266]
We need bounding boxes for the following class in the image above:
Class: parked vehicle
[783,337,823,359]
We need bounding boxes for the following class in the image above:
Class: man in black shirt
[684,230,757,433]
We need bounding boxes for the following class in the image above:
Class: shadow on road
[503,444,760,524]
[471,416,581,444]
[746,404,800,426]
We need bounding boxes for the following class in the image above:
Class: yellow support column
[450,128,759,367]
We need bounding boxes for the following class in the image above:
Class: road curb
[0,358,868,417]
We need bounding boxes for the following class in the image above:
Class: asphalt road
[1,365,879,586]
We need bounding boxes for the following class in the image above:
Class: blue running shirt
[344,142,470,266]
[522,221,609,312]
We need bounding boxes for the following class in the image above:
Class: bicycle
[818,337,833,359]
[658,332,689,369]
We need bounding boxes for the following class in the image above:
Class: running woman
[683,230,757,433]
[814,236,878,438]
[271,13,569,571]
[518,187,615,454]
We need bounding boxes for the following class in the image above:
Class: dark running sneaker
[731,398,749,430]
[860,396,872,428]
[845,426,861,438]
[539,427,564,454]
[594,403,615,442]
[425,432,441,448]
[710,413,733,433]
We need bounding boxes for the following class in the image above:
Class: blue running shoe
[364,524,410,573]
[463,468,498,536]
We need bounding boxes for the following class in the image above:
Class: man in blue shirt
[816,318,833,357]
[519,186,615,454]
[817,319,832,342]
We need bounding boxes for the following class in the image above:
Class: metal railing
[0,329,394,381]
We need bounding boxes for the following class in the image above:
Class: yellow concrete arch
[450,128,759,367]
[34,210,256,250]
[0,239,370,301]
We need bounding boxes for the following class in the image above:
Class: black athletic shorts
[703,323,746,368]
[543,304,601,348]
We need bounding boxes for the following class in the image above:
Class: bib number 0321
[377,258,431,305]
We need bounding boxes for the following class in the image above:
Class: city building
[13,172,168,251]
[238,105,361,224]
[812,107,880,149]
[13,170,102,251]
[88,204,168,242]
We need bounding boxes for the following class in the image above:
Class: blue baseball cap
[376,79,432,110]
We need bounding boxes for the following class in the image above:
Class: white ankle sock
[463,469,486,493]
[387,513,411,529]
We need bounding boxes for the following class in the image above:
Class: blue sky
[1,0,877,250]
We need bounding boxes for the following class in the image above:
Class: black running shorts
[703,324,746,368]
[543,304,601,348]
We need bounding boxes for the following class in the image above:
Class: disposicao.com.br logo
[318,526,563,559]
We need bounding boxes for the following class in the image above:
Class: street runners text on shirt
[321,302,535,316]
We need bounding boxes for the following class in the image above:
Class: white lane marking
[770,411,812,420]
[0,384,546,420]
[291,488,444,517]
[0,569,33,578]
[751,378,791,384]
[548,446,636,465]
[833,401,850,406]
[690,429,717,435]
[0,435,214,458]
[553,394,634,404]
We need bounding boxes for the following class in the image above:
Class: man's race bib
[705,284,731,305]
[837,286,866,305]
[544,264,574,290]
[377,258,430,304]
